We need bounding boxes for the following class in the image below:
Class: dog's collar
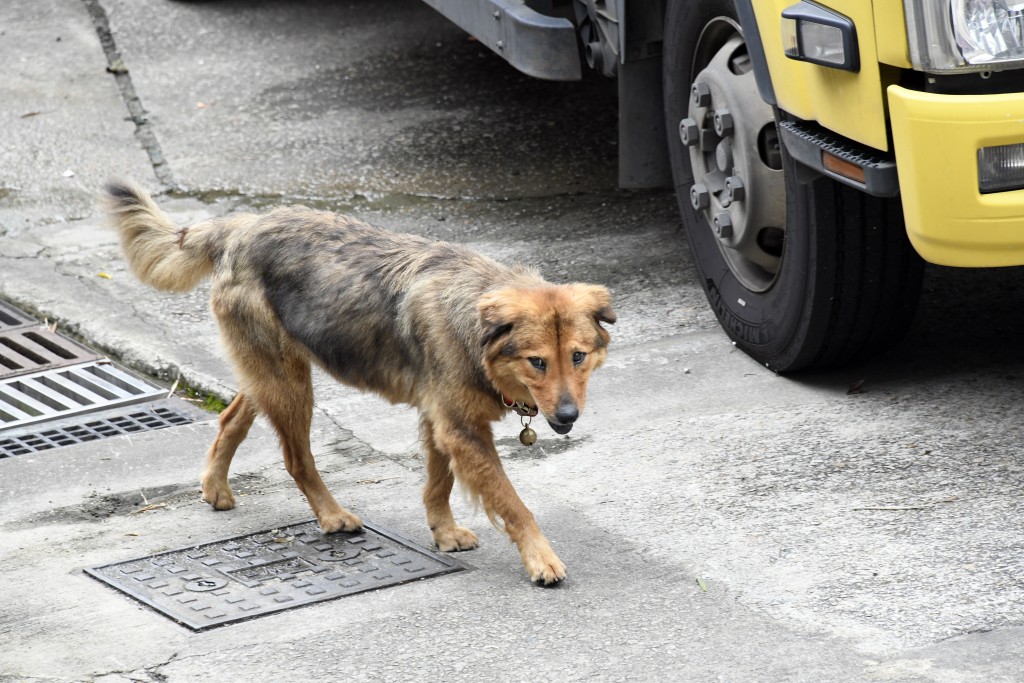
[501,393,538,417]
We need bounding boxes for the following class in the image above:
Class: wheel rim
[680,19,786,293]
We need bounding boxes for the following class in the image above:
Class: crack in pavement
[80,0,177,191]
[86,651,179,683]
[316,406,422,474]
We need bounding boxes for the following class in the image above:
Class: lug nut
[724,175,745,205]
[690,183,710,210]
[713,109,734,137]
[691,82,711,108]
[679,118,699,147]
[713,212,733,238]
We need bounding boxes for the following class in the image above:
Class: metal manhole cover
[0,399,207,458]
[0,361,166,430]
[85,520,468,630]
[0,327,102,379]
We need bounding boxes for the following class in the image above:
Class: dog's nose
[555,403,579,425]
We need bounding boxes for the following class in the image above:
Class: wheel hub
[680,33,786,293]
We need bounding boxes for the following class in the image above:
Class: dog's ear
[478,288,519,348]
[571,284,615,348]
[594,303,616,326]
[574,284,616,325]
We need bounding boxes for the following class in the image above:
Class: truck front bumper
[889,85,1024,267]
[419,0,581,81]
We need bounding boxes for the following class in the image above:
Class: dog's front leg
[421,416,479,552]
[431,417,565,585]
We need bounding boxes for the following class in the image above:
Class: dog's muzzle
[548,421,574,435]
[548,402,579,434]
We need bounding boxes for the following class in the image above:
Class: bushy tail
[101,180,224,292]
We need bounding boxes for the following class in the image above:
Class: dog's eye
[528,357,546,371]
[572,351,587,365]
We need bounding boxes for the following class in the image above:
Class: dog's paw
[521,542,566,586]
[318,509,363,534]
[528,558,566,586]
[201,483,236,511]
[433,526,479,552]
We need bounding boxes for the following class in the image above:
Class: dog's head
[479,284,615,434]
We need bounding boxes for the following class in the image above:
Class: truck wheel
[663,0,923,372]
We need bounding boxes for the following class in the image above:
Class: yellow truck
[420,1,1024,371]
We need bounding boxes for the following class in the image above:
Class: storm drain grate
[0,399,205,458]
[0,327,101,379]
[0,361,167,430]
[0,299,208,451]
[0,300,36,332]
[86,520,467,630]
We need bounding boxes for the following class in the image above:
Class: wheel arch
[732,0,777,106]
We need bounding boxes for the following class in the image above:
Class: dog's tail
[101,180,227,292]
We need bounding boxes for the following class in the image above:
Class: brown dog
[102,181,615,585]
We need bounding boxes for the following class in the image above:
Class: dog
[101,181,615,585]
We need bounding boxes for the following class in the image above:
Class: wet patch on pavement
[7,473,265,527]
[247,36,619,199]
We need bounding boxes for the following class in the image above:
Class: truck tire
[663,0,923,372]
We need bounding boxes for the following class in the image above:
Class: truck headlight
[905,0,1024,72]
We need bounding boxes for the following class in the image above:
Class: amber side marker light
[822,151,866,185]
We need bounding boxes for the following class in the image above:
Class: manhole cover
[85,520,467,630]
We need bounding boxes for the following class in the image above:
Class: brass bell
[519,426,537,446]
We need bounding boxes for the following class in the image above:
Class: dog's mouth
[547,421,574,435]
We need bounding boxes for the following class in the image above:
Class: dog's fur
[102,181,615,585]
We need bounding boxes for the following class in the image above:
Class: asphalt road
[3,1,1024,681]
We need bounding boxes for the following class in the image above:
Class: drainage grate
[0,327,101,380]
[0,361,167,430]
[86,520,467,630]
[0,300,36,332]
[0,399,207,458]
[0,299,209,452]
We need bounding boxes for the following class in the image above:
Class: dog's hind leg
[421,416,479,552]
[246,349,363,534]
[210,282,360,533]
[430,415,565,585]
[200,392,256,510]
